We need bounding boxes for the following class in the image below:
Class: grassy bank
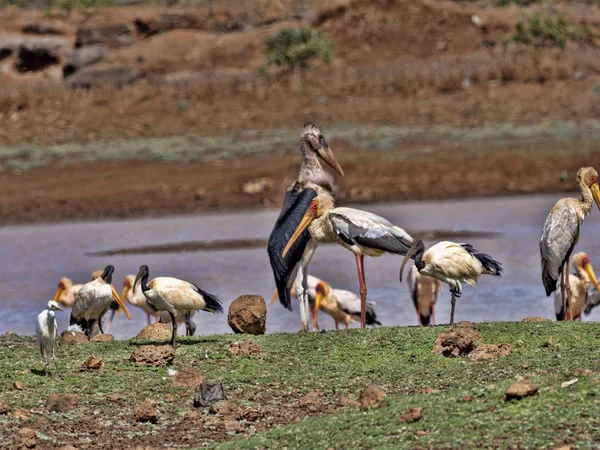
[1,322,599,448]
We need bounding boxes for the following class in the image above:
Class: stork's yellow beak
[121,285,131,304]
[584,262,600,293]
[592,183,600,211]
[111,285,131,319]
[269,289,278,307]
[282,207,317,258]
[53,287,64,302]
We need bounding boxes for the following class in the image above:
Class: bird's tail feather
[461,244,503,277]
[541,258,558,297]
[193,284,224,314]
[365,304,382,326]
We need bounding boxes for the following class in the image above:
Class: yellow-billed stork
[36,300,63,377]
[268,123,344,332]
[407,266,442,326]
[400,240,502,325]
[282,193,414,328]
[133,265,223,346]
[554,252,600,320]
[540,167,600,320]
[53,270,104,309]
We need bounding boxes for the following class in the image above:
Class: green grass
[513,14,591,50]
[1,322,600,448]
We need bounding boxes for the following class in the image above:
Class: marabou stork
[554,252,600,320]
[406,265,442,326]
[36,300,63,377]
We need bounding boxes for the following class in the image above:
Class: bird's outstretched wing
[267,186,317,310]
[540,199,580,296]
[329,208,413,255]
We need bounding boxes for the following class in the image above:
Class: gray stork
[36,300,63,377]
[540,167,600,320]
[267,123,344,332]
[407,265,442,326]
[400,240,502,325]
[282,193,414,328]
[133,265,223,347]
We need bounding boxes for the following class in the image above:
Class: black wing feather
[267,187,317,310]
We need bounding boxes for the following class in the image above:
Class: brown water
[2,193,599,339]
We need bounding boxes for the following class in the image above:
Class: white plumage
[36,300,63,377]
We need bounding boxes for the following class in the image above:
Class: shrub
[264,26,333,73]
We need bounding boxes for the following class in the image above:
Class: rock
[135,323,172,341]
[168,368,205,389]
[505,380,539,401]
[209,400,242,418]
[22,21,68,36]
[0,400,11,415]
[193,380,227,407]
[46,394,79,412]
[75,24,133,48]
[227,340,262,358]
[60,330,88,345]
[523,317,551,323]
[63,45,106,78]
[81,354,104,372]
[12,409,30,420]
[339,396,360,408]
[432,327,482,357]
[12,381,27,390]
[130,345,174,368]
[67,64,138,89]
[17,427,37,448]
[91,333,114,342]
[241,406,264,422]
[359,385,386,410]
[469,343,512,361]
[398,407,423,423]
[221,419,244,433]
[134,399,159,423]
[15,43,61,73]
[227,295,266,335]
[300,390,324,411]
[242,177,273,194]
[134,13,205,37]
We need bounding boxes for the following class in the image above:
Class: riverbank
[1,321,598,448]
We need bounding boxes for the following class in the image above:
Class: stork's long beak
[584,262,600,293]
[592,183,600,211]
[111,285,131,319]
[133,271,142,292]
[121,285,131,304]
[53,287,64,302]
[317,146,344,177]
[55,304,64,311]
[282,207,318,258]
[399,247,419,282]
[269,289,278,307]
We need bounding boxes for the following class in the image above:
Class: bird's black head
[101,265,115,284]
[399,240,426,283]
[134,265,150,292]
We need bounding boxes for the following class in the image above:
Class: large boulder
[75,24,133,48]
[67,64,138,88]
[227,295,266,335]
[62,45,106,78]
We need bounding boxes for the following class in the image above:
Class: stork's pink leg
[565,260,573,320]
[354,253,367,329]
[417,304,422,326]
[560,268,566,320]
[335,321,339,330]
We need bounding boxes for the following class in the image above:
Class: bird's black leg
[169,312,177,347]
[450,289,457,326]
[98,319,105,335]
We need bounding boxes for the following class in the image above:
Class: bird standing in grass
[400,240,502,325]
[407,266,442,326]
[540,167,600,320]
[36,300,63,377]
[133,265,223,347]
[554,252,600,321]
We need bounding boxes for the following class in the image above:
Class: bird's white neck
[46,310,55,321]
[309,212,336,244]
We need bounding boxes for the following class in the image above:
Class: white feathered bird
[36,300,63,377]
[400,240,502,325]
[133,265,224,346]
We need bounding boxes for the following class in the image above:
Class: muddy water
[2,193,600,339]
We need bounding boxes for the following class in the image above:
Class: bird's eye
[319,136,327,147]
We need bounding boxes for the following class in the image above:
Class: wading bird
[312,278,381,331]
[268,123,344,332]
[400,240,502,325]
[70,265,130,338]
[407,266,442,326]
[282,194,414,328]
[53,270,104,309]
[554,252,600,321]
[122,274,161,325]
[540,167,600,320]
[36,300,63,377]
[133,265,223,347]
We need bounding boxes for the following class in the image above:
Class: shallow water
[2,193,600,339]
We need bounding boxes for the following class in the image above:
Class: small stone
[12,409,30,420]
[398,407,423,423]
[46,394,79,412]
[359,385,386,410]
[130,345,174,368]
[169,368,205,389]
[59,330,88,345]
[81,354,104,372]
[134,399,159,423]
[17,427,37,448]
[505,380,539,401]
[91,333,114,342]
[227,340,262,358]
[227,295,266,335]
[194,380,227,407]
[12,381,27,390]
[299,390,324,411]
[209,400,242,419]
[221,419,244,433]
[0,400,11,415]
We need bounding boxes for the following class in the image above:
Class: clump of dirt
[359,385,386,410]
[14,427,37,449]
[432,326,483,357]
[299,390,325,412]
[91,333,114,342]
[469,343,512,362]
[228,295,267,335]
[135,323,172,341]
[523,317,552,323]
[209,400,243,419]
[227,340,262,358]
[130,345,174,368]
[0,400,12,415]
[398,406,424,423]
[59,330,88,345]
[46,394,79,412]
[168,368,205,389]
[80,354,104,372]
[505,380,539,401]
[10,381,27,391]
[134,399,159,423]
